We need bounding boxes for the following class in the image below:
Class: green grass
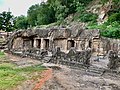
[0,51,8,61]
[0,51,5,56]
[0,62,46,90]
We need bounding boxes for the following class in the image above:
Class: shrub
[79,12,98,22]
[87,21,120,39]
[75,2,98,23]
[108,13,120,23]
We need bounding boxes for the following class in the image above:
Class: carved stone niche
[23,37,34,50]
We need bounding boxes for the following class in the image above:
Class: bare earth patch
[41,64,120,90]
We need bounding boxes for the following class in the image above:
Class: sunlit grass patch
[0,51,5,59]
[0,51,9,62]
[0,51,5,57]
[0,63,46,90]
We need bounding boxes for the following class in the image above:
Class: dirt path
[41,65,120,90]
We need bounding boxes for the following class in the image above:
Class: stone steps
[86,66,106,76]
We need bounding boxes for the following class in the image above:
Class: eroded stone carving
[107,50,120,70]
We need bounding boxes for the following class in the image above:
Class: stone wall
[54,39,67,52]
[12,37,23,50]
[50,47,91,67]
[105,38,120,52]
[92,37,120,56]
[11,47,92,68]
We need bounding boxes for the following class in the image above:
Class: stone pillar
[74,41,77,50]
[85,41,89,50]
[77,40,82,51]
[49,39,54,50]
[41,38,44,49]
[67,41,71,50]
[33,39,37,48]
[64,40,68,52]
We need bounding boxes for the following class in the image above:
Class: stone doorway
[44,39,49,50]
[67,40,75,50]
[36,39,41,48]
[89,41,92,48]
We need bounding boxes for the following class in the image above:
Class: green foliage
[0,11,15,32]
[100,22,120,38]
[76,3,85,13]
[83,0,120,39]
[79,12,98,22]
[15,15,29,29]
[55,5,69,22]
[37,2,56,25]
[27,4,40,26]
[75,2,98,23]
[101,0,109,4]
[87,21,120,39]
[27,0,94,26]
[47,0,69,23]
[27,2,56,26]
[108,13,120,23]
[1,0,119,31]
[74,0,93,5]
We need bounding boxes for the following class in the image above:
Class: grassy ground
[0,51,5,58]
[0,51,46,90]
[0,51,5,56]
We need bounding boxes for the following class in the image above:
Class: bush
[101,22,120,38]
[100,29,120,39]
[75,2,98,23]
[74,0,93,5]
[101,0,109,4]
[87,21,120,39]
[108,13,120,23]
[76,3,85,13]
[79,12,98,22]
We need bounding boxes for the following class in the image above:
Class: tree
[47,0,69,22]
[26,0,96,26]
[55,5,69,22]
[0,11,15,32]
[0,14,3,30]
[15,15,29,29]
[37,2,56,25]
[27,2,56,26]
[27,4,40,27]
